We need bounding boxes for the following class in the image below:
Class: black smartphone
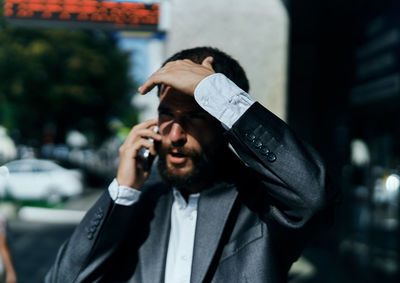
[137,126,158,171]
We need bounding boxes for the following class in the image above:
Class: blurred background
[0,0,399,282]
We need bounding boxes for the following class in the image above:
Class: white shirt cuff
[194,73,255,128]
[108,178,141,206]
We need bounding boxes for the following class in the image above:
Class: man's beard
[157,144,219,192]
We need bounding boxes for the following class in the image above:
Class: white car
[0,159,83,203]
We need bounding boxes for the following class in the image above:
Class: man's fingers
[125,119,158,144]
[131,119,158,133]
[134,128,162,142]
[138,70,166,95]
[202,56,214,69]
[140,118,158,128]
[139,57,215,96]
[138,78,156,95]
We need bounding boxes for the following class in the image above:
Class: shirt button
[181,255,188,261]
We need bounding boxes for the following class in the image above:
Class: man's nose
[169,122,187,147]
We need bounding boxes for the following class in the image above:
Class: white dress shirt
[108,73,255,283]
[164,189,199,283]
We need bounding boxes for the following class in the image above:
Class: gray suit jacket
[46,102,340,282]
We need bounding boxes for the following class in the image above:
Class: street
[8,220,76,282]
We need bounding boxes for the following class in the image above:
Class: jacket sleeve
[226,102,340,230]
[45,187,154,282]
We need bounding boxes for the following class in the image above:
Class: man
[46,47,339,282]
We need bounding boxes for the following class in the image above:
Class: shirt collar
[172,188,200,210]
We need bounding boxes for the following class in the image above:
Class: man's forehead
[158,87,202,112]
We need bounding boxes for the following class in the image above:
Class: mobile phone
[137,126,158,171]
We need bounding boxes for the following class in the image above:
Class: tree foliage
[0,26,136,146]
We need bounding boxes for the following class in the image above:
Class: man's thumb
[202,56,214,68]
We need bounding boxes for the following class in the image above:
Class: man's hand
[116,119,161,189]
[138,57,215,96]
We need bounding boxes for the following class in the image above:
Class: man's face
[157,86,223,190]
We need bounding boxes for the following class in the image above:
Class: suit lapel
[190,183,238,283]
[139,186,173,283]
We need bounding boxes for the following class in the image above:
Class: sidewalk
[0,188,104,224]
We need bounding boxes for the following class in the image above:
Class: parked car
[0,159,83,203]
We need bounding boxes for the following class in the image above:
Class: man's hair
[160,46,250,93]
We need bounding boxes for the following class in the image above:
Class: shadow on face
[156,86,226,192]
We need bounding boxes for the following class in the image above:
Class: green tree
[0,27,137,146]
